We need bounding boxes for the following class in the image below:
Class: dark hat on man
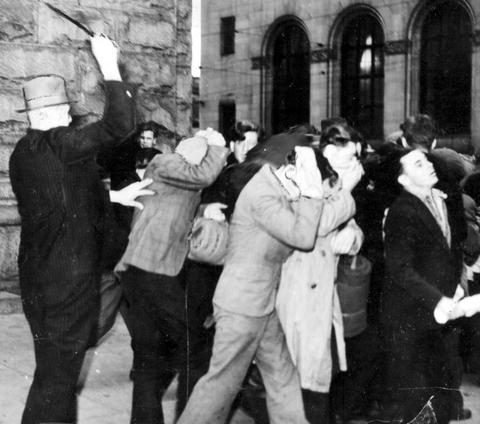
[246,132,311,168]
[17,74,73,113]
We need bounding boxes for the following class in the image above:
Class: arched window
[266,20,310,135]
[341,15,384,140]
[419,2,472,135]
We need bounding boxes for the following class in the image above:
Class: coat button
[310,283,317,289]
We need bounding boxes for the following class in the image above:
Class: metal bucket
[336,254,372,338]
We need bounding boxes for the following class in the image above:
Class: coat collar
[399,190,451,251]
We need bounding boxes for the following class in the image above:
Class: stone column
[471,31,480,153]
[310,48,331,127]
[383,40,409,139]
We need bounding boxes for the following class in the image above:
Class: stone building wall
[200,0,480,148]
[0,0,192,282]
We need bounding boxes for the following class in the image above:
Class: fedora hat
[16,74,73,113]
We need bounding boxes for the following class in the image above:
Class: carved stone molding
[311,47,334,63]
[251,56,265,70]
[384,40,411,55]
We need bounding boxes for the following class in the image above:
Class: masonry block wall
[0,0,192,282]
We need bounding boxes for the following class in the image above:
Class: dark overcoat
[9,81,135,306]
[382,189,464,332]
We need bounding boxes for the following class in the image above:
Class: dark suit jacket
[381,190,464,332]
[9,81,135,306]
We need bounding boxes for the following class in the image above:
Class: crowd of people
[10,34,480,424]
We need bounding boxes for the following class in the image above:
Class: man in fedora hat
[9,34,151,424]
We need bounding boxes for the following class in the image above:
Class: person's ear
[398,173,408,187]
[431,139,437,150]
[229,141,235,152]
[401,137,409,148]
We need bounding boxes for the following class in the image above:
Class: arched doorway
[419,1,472,136]
[264,18,310,135]
[340,14,385,140]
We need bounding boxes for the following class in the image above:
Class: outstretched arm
[110,178,154,210]
[48,35,135,163]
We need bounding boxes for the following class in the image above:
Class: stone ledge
[0,291,22,315]
[0,204,20,225]
[0,278,19,293]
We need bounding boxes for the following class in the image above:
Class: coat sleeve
[46,81,135,164]
[384,206,444,311]
[252,194,324,251]
[145,145,228,190]
[317,190,356,236]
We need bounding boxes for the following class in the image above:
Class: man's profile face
[230,131,258,163]
[400,149,438,189]
[139,130,156,148]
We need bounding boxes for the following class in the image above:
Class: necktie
[425,194,442,226]
[425,193,450,245]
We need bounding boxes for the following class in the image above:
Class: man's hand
[453,294,480,319]
[292,146,323,199]
[331,226,357,254]
[196,128,226,147]
[434,296,456,324]
[341,160,364,192]
[90,34,121,81]
[110,178,154,210]
[203,202,227,222]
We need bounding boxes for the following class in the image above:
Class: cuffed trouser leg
[177,307,308,424]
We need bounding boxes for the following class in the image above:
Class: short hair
[320,124,352,148]
[245,132,310,169]
[374,143,413,192]
[137,120,171,139]
[400,114,437,150]
[286,123,321,146]
[228,120,263,143]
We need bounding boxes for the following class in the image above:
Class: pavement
[1,312,479,424]
[0,313,254,424]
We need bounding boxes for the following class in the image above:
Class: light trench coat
[277,189,362,393]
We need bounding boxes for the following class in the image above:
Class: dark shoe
[450,408,472,421]
[366,401,403,422]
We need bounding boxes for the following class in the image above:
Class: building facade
[0,0,192,283]
[200,0,480,151]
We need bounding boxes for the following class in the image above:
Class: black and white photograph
[1,0,480,423]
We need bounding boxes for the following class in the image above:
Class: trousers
[122,266,211,424]
[177,306,308,424]
[385,325,456,424]
[21,273,99,424]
